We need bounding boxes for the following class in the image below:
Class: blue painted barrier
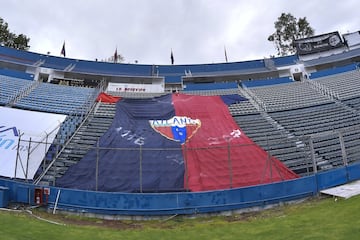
[0,186,9,208]
[0,164,358,216]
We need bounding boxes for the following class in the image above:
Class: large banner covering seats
[0,107,66,179]
[172,94,298,191]
[57,94,298,192]
[57,94,185,192]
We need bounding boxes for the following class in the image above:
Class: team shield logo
[150,116,201,144]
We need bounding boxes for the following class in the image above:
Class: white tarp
[320,180,360,199]
[0,107,66,179]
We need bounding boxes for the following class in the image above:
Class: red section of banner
[96,92,121,103]
[172,93,298,192]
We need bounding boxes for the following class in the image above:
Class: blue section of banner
[57,94,185,192]
[171,126,187,144]
[220,94,247,106]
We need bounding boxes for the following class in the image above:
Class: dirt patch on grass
[225,211,260,222]
[6,205,143,230]
[59,217,143,230]
[28,206,285,230]
[8,197,321,230]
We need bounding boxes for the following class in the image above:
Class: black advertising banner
[295,31,345,55]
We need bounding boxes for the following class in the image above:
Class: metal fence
[18,125,360,192]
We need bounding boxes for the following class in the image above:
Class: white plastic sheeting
[0,107,66,179]
[321,180,360,199]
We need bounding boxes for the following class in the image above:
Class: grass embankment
[0,195,359,240]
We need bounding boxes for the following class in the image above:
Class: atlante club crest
[149,116,201,144]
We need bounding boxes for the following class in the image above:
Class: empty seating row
[269,103,360,169]
[231,113,312,175]
[248,81,332,111]
[228,101,258,115]
[342,96,360,111]
[269,103,360,136]
[0,75,34,105]
[15,82,97,114]
[312,69,360,99]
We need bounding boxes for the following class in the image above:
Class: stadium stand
[246,81,332,111]
[342,96,360,111]
[231,113,312,175]
[8,59,360,188]
[14,82,97,115]
[37,102,116,185]
[1,30,360,215]
[269,103,360,169]
[310,65,360,99]
[228,100,259,115]
[38,114,83,170]
[0,74,34,105]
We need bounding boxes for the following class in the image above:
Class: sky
[1,0,359,65]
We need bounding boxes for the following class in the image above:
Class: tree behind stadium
[0,17,30,50]
[268,13,314,56]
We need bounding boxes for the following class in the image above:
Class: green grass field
[0,195,359,240]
